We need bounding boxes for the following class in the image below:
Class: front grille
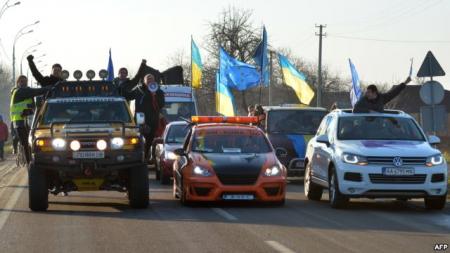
[344,172,362,182]
[217,174,259,185]
[369,174,426,184]
[194,187,211,196]
[367,157,426,166]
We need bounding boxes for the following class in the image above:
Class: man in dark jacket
[113,60,147,98]
[27,54,63,87]
[123,73,165,160]
[353,77,411,113]
[10,75,52,163]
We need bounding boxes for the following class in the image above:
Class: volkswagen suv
[304,109,447,209]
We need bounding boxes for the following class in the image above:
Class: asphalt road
[0,157,449,253]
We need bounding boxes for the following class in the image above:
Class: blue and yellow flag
[219,47,260,91]
[278,54,315,105]
[253,26,269,86]
[216,72,235,116]
[191,38,203,89]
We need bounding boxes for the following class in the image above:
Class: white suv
[304,109,448,209]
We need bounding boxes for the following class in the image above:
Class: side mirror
[317,134,330,146]
[428,135,441,145]
[173,148,186,157]
[136,112,145,126]
[275,148,288,158]
[154,137,163,145]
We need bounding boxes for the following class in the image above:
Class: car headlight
[426,154,444,167]
[264,165,281,177]
[52,138,66,151]
[342,153,368,165]
[165,151,177,160]
[192,166,212,177]
[70,140,81,151]
[111,137,124,150]
[96,140,107,151]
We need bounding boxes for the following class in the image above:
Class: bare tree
[204,6,261,113]
[0,64,12,124]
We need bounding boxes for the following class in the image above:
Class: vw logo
[393,157,403,167]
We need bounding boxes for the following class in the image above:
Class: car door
[309,115,332,184]
[174,129,192,188]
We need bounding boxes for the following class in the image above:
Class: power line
[328,34,450,44]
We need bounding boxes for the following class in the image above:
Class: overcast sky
[0,0,449,89]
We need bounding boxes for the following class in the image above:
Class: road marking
[211,208,238,221]
[0,169,26,231]
[265,241,297,253]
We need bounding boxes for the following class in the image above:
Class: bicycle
[15,141,27,168]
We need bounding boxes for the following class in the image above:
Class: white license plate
[383,167,415,176]
[222,194,254,200]
[73,151,105,159]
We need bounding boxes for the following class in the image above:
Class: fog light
[117,155,125,162]
[52,156,60,162]
[96,140,107,151]
[70,140,81,151]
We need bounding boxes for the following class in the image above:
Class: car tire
[304,163,323,201]
[424,195,447,210]
[128,165,149,209]
[159,167,170,185]
[28,164,48,212]
[329,168,348,209]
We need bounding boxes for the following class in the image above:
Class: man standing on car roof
[122,73,165,161]
[113,59,147,98]
[10,75,52,163]
[27,55,63,87]
[353,76,411,113]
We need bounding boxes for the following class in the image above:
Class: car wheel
[424,195,447,210]
[128,165,149,209]
[28,164,48,211]
[329,168,348,209]
[304,163,323,201]
[160,166,170,185]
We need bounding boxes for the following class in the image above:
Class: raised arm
[129,59,147,87]
[27,55,45,85]
[382,77,411,104]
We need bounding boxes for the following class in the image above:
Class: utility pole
[315,24,326,108]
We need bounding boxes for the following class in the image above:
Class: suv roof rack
[48,81,118,98]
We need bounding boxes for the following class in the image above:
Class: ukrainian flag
[278,54,315,105]
[215,72,235,116]
[191,38,203,89]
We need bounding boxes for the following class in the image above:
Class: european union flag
[349,59,362,107]
[253,26,269,86]
[107,49,114,81]
[219,47,260,91]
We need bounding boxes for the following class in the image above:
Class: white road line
[265,241,297,253]
[0,169,26,231]
[211,208,238,221]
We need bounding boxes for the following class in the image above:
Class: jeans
[15,127,30,163]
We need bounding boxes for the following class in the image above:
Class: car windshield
[267,110,326,134]
[162,102,196,122]
[192,129,272,154]
[337,116,425,141]
[41,101,131,125]
[166,124,190,144]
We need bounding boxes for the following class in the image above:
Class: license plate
[295,160,305,168]
[383,167,415,176]
[222,194,254,200]
[73,151,105,159]
[73,178,104,191]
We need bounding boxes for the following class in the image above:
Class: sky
[0,0,449,90]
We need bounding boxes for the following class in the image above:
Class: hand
[27,55,34,61]
[404,76,412,85]
[142,59,147,64]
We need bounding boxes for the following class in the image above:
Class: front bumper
[335,161,448,198]
[184,176,286,202]
[279,156,305,176]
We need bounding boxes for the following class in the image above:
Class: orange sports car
[172,116,287,205]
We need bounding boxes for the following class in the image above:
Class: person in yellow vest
[10,75,51,163]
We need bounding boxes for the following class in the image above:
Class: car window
[161,102,196,122]
[191,129,272,154]
[337,116,425,141]
[41,101,131,124]
[165,124,190,144]
[316,115,332,136]
[267,110,326,135]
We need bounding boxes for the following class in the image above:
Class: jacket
[28,58,62,87]
[353,83,406,113]
[114,61,147,97]
[0,122,8,141]
[10,86,50,127]
[123,84,165,133]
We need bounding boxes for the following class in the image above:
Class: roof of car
[194,123,261,131]
[332,109,411,117]
[47,97,126,103]
[166,121,189,127]
[264,105,327,112]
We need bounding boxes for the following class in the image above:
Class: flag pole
[190,35,195,106]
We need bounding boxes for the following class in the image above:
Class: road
[0,157,449,253]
